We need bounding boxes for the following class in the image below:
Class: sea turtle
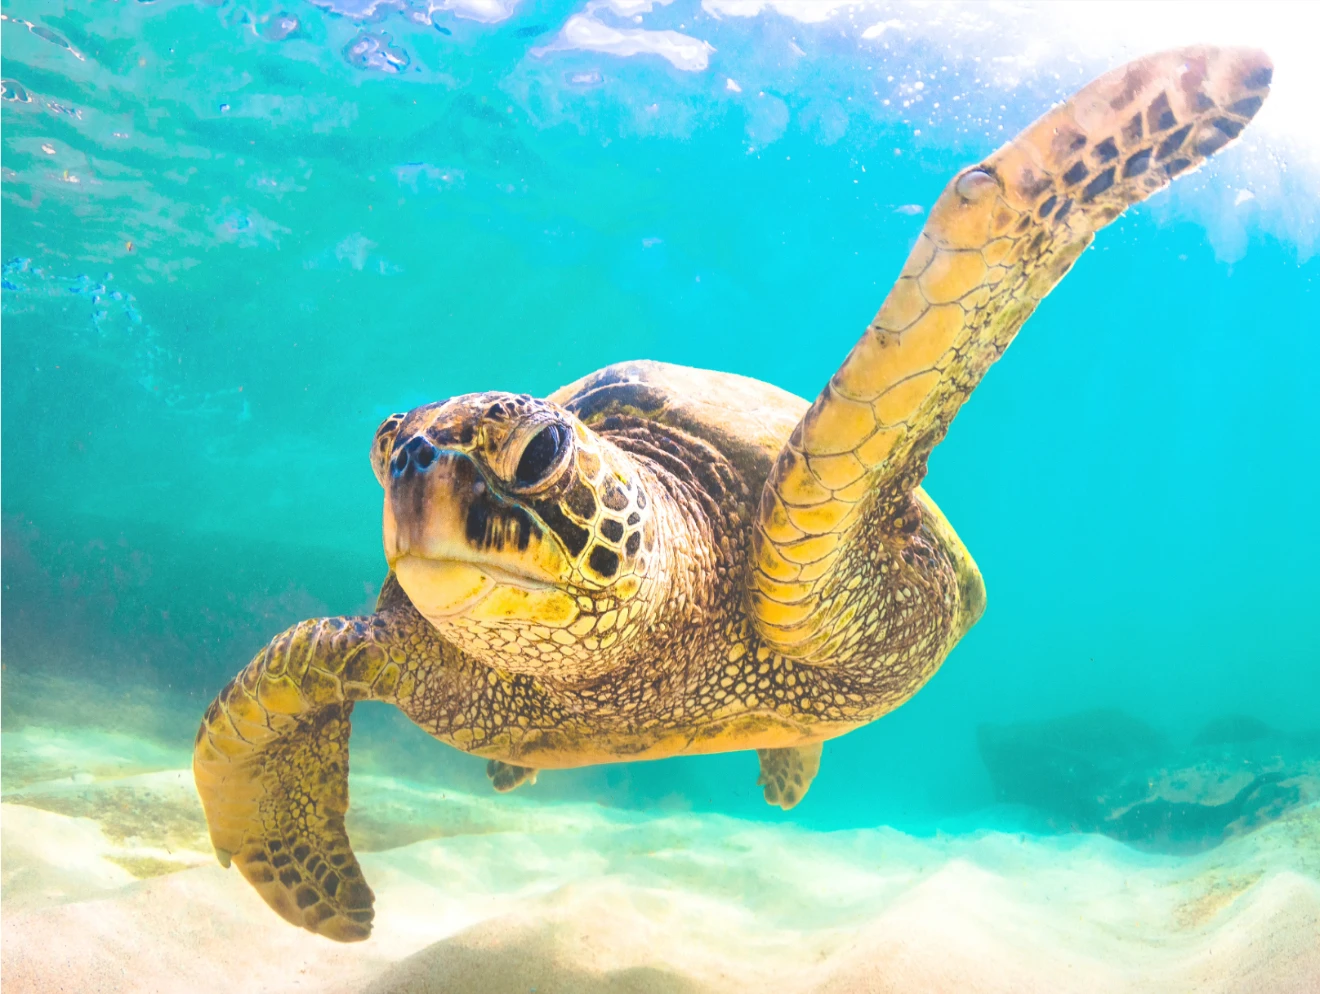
[194,46,1272,941]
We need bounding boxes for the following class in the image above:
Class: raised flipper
[756,743,823,810]
[192,615,403,941]
[750,46,1272,661]
[486,760,539,792]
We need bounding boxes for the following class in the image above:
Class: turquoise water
[3,0,1318,870]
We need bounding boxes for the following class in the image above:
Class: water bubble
[1,79,31,103]
[30,25,71,49]
[264,14,299,42]
[343,31,409,74]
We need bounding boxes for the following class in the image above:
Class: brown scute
[1081,167,1115,203]
[1228,95,1264,118]
[532,498,590,557]
[1244,65,1273,89]
[565,479,598,520]
[1123,148,1152,177]
[577,449,601,478]
[1062,160,1089,186]
[1108,63,1149,111]
[465,495,536,553]
[587,544,620,579]
[1091,137,1119,163]
[1156,124,1193,162]
[601,482,629,512]
[1195,131,1231,158]
[1121,111,1144,144]
[1213,116,1244,139]
[1147,90,1176,132]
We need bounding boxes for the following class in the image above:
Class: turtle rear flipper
[486,759,539,792]
[756,742,823,810]
[193,617,399,941]
[750,46,1272,662]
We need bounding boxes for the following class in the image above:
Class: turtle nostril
[391,435,440,475]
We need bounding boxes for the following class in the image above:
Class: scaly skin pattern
[751,46,1273,661]
[194,46,1271,941]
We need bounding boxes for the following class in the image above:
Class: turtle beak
[382,438,577,627]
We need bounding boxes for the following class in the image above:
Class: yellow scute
[467,584,580,627]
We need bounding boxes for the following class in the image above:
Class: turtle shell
[547,360,808,488]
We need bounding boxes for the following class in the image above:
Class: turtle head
[371,392,665,680]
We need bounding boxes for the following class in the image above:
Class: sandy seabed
[2,724,1317,994]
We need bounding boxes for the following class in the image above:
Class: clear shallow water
[2,1,1319,987]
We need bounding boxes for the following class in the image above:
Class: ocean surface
[3,2,1318,991]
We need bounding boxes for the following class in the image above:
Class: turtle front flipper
[193,616,402,942]
[757,743,823,810]
[750,46,1272,662]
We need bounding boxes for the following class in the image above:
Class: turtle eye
[514,423,568,488]
[371,412,407,486]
